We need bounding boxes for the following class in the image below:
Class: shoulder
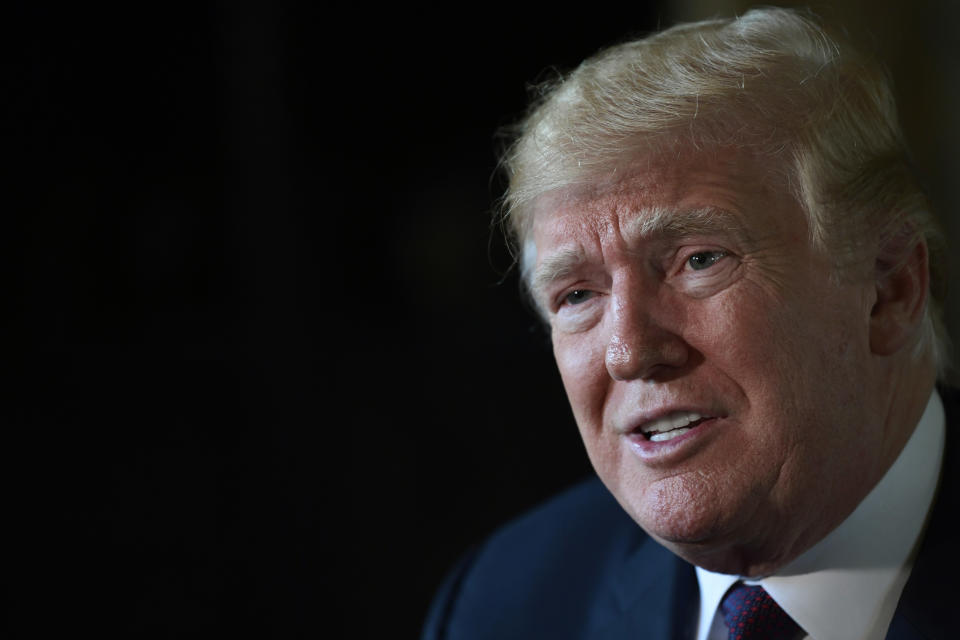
[422,476,658,640]
[465,475,639,582]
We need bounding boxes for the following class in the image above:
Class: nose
[604,292,690,381]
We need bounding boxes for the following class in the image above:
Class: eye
[563,289,595,306]
[687,250,728,271]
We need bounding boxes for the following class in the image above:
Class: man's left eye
[687,251,727,271]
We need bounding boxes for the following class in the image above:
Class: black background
[9,3,667,637]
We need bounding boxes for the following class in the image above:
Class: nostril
[606,340,691,381]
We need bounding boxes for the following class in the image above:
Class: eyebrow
[528,206,749,299]
[529,247,588,301]
[627,205,747,240]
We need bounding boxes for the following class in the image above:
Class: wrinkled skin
[528,147,933,576]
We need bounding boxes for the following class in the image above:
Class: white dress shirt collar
[695,390,945,640]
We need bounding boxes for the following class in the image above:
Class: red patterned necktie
[720,583,803,640]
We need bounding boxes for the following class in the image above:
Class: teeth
[650,427,691,442]
[640,412,704,435]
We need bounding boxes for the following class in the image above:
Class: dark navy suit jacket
[423,388,960,639]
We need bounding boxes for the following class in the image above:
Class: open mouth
[636,412,712,442]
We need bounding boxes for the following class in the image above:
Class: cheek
[553,333,610,435]
[554,333,602,393]
[680,294,772,380]
[714,284,871,450]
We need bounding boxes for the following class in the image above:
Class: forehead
[527,148,803,262]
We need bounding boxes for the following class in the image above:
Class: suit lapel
[591,534,699,640]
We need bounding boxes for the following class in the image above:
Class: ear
[869,236,930,356]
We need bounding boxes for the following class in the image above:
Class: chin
[634,507,754,574]
[638,503,724,546]
[619,474,754,558]
[633,495,794,577]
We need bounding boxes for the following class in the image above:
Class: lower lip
[625,417,721,462]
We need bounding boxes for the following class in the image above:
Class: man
[424,7,955,639]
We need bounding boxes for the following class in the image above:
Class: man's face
[529,148,887,574]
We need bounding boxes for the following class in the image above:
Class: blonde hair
[500,7,948,374]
